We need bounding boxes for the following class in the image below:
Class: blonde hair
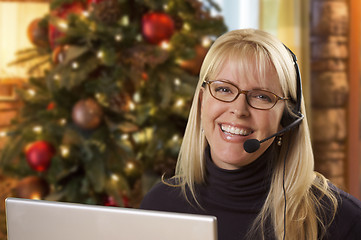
[175,29,338,239]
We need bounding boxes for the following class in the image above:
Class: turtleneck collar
[199,144,276,212]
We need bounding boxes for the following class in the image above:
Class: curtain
[260,0,311,114]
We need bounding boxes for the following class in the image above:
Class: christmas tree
[0,0,226,209]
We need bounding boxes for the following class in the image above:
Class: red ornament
[49,2,85,49]
[53,2,85,18]
[48,24,64,49]
[25,140,55,172]
[142,12,175,45]
[14,176,50,199]
[47,101,56,110]
[27,18,49,48]
[87,0,105,6]
[104,196,119,207]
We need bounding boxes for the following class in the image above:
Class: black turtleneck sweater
[140,146,361,240]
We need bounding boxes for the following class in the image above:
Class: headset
[243,46,304,153]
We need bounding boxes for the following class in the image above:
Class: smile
[220,124,253,136]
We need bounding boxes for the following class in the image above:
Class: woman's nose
[230,94,250,117]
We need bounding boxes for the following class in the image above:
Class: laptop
[5,197,217,240]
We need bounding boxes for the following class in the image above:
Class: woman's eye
[252,93,272,102]
[214,86,232,93]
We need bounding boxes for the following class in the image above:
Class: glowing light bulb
[175,99,185,108]
[0,131,6,137]
[53,74,61,81]
[202,37,212,47]
[82,11,90,17]
[172,134,179,142]
[111,174,119,182]
[160,41,170,50]
[72,62,79,69]
[58,20,68,30]
[121,15,129,26]
[97,51,104,59]
[59,118,67,126]
[133,92,141,103]
[183,23,191,31]
[121,134,129,140]
[115,34,122,42]
[126,162,135,170]
[128,101,135,111]
[174,78,181,86]
[33,126,43,133]
[27,89,36,96]
[60,145,70,157]
[136,34,142,42]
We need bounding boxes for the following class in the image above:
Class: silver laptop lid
[6,197,217,240]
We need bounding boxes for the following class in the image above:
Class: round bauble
[72,98,103,130]
[14,176,50,199]
[180,45,208,75]
[142,12,175,45]
[25,140,55,172]
[27,18,49,48]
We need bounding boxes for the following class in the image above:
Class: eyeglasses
[202,80,289,110]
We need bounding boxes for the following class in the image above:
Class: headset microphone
[243,45,304,154]
[243,114,304,153]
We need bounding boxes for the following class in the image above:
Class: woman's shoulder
[326,185,361,239]
[139,178,189,211]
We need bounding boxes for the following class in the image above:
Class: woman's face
[200,60,285,170]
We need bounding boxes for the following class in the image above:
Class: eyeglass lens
[208,81,278,110]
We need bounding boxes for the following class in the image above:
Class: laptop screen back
[5,197,217,240]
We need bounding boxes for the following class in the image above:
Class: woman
[140,29,361,240]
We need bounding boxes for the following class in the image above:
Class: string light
[121,134,129,140]
[111,174,120,182]
[163,4,169,10]
[97,51,104,59]
[160,41,170,50]
[27,89,36,96]
[33,126,43,133]
[125,161,135,171]
[121,15,129,26]
[53,74,61,81]
[58,20,68,30]
[82,11,90,18]
[0,131,7,137]
[128,101,135,111]
[202,36,212,47]
[183,23,191,31]
[60,145,70,158]
[136,34,142,42]
[115,34,123,42]
[175,98,185,108]
[59,118,67,126]
[133,92,141,103]
[72,62,79,69]
[172,134,179,142]
[174,78,181,86]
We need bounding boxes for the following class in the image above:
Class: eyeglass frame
[202,80,290,110]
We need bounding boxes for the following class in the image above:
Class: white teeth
[221,124,251,136]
